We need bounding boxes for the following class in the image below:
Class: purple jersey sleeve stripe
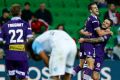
[92,21,99,23]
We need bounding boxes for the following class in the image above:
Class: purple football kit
[94,34,111,72]
[80,14,101,59]
[0,17,32,79]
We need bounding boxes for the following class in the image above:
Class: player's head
[26,39,44,61]
[56,24,66,31]
[26,39,34,58]
[88,2,99,16]
[10,4,21,17]
[102,18,113,29]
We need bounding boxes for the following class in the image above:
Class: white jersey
[32,30,75,54]
[32,30,77,77]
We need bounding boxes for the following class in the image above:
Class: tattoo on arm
[84,37,104,43]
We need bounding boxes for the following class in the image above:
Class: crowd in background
[0,1,120,61]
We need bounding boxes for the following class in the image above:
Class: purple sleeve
[102,34,111,41]
[25,22,33,38]
[92,19,100,30]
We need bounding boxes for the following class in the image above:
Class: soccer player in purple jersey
[74,3,112,80]
[79,18,113,80]
[0,4,33,80]
[73,18,113,80]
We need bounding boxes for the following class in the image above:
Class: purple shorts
[94,56,104,72]
[5,60,28,79]
[94,46,105,72]
[79,43,86,59]
[80,43,95,58]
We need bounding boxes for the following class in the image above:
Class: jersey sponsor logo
[9,44,25,51]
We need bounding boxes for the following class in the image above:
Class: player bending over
[26,30,77,80]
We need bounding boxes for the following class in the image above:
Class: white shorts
[49,40,77,76]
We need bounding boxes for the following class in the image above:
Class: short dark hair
[26,39,42,61]
[24,2,30,6]
[56,24,66,31]
[10,4,21,16]
[106,18,113,26]
[88,2,97,10]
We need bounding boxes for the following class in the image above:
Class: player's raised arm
[79,34,111,43]
[95,28,113,36]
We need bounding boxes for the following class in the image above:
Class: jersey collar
[91,13,97,19]
[11,17,21,20]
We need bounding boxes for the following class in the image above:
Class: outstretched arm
[80,29,92,36]
[38,51,49,67]
[95,28,113,36]
[79,37,104,43]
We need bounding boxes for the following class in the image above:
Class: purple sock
[83,68,93,80]
[73,65,82,73]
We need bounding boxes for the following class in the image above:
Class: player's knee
[79,63,84,68]
[50,76,59,80]
[93,76,99,80]
[93,71,100,80]
[79,60,85,68]
[87,58,95,69]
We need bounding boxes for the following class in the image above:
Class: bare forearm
[100,31,109,36]
[97,30,112,36]
[84,37,104,43]
[39,51,49,67]
[80,29,85,35]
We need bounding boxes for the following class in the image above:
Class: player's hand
[110,31,113,35]
[83,31,92,36]
[105,29,113,35]
[79,38,85,43]
[105,29,110,32]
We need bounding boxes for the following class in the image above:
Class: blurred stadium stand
[0,0,119,48]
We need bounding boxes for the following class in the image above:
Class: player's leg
[73,52,86,75]
[49,48,67,80]
[93,56,103,80]
[63,73,71,80]
[49,76,60,80]
[9,76,16,80]
[73,59,85,76]
[93,71,100,80]
[83,44,95,80]
[65,43,77,80]
[21,78,28,80]
[83,57,95,80]
[73,43,86,76]
[16,60,29,80]
[5,60,17,80]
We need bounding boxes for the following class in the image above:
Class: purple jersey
[95,34,111,57]
[81,14,101,58]
[0,17,33,60]
[84,14,101,38]
[94,34,111,72]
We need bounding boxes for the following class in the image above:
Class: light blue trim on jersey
[32,41,43,55]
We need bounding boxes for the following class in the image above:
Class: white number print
[9,29,24,43]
